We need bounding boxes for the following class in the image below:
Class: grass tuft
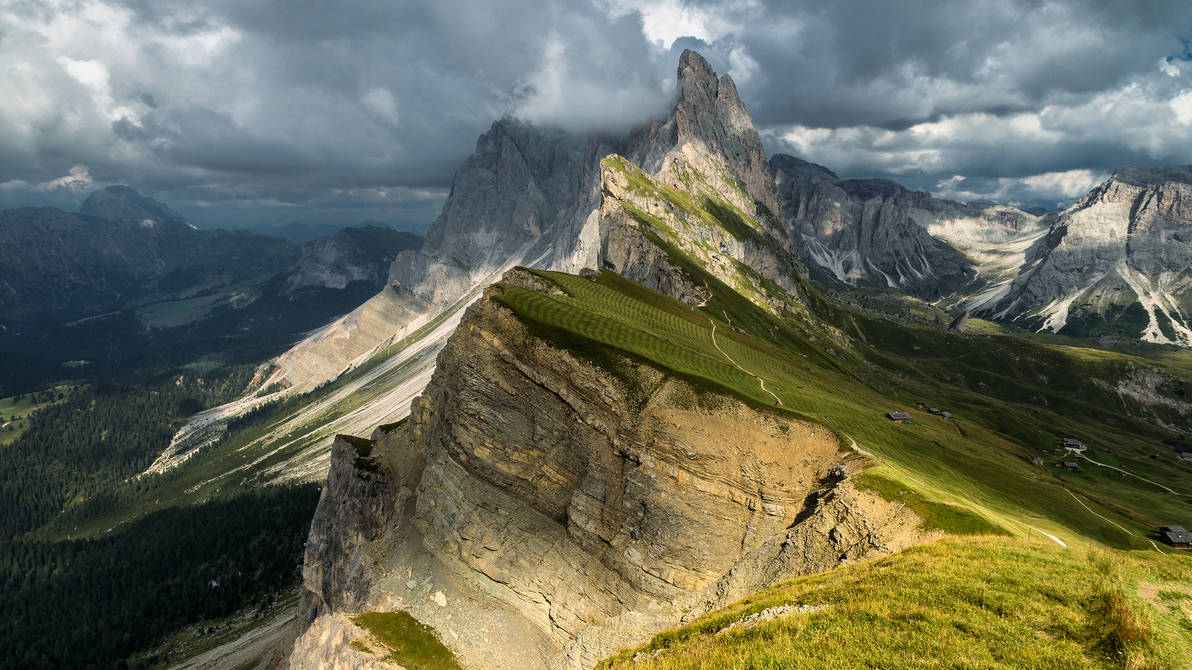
[599,537,1191,670]
[350,611,461,670]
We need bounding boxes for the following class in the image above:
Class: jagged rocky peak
[387,116,587,306]
[79,185,194,231]
[418,118,583,265]
[987,164,1192,345]
[387,48,786,309]
[640,50,784,219]
[276,48,798,397]
[770,152,980,298]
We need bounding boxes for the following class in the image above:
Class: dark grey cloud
[0,0,670,227]
[698,0,1192,206]
[2,0,1192,226]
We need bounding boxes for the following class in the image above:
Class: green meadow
[495,267,1192,552]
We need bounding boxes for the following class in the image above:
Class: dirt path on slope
[1065,448,1187,497]
[710,313,782,406]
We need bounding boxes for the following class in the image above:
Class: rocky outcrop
[390,49,788,309]
[988,164,1192,344]
[287,614,393,670]
[271,49,799,393]
[631,50,784,220]
[597,153,805,309]
[771,154,1038,299]
[948,311,970,333]
[300,436,399,625]
[388,119,587,307]
[293,270,926,670]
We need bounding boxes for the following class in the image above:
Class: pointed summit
[676,49,720,99]
[635,50,782,218]
[80,185,193,232]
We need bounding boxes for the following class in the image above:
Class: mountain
[981,164,1192,344]
[9,48,1189,670]
[294,271,921,669]
[771,153,1040,299]
[0,187,421,392]
[261,49,793,393]
[0,206,168,324]
[769,153,1192,348]
[283,51,1192,670]
[79,184,195,233]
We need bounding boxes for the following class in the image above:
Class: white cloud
[600,0,749,48]
[1172,90,1192,125]
[727,46,759,84]
[362,87,400,125]
[0,164,96,193]
[1160,58,1181,77]
[513,30,667,132]
[933,168,1106,207]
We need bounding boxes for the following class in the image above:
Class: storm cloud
[2,0,1191,226]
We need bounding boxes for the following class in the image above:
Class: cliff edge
[291,269,928,669]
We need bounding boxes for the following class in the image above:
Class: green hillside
[600,537,1192,669]
[496,267,1192,551]
[488,169,1192,664]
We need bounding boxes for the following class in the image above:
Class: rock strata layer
[293,270,927,669]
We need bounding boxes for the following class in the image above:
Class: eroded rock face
[389,119,587,306]
[991,165,1192,344]
[301,436,399,625]
[288,613,392,670]
[273,50,802,395]
[771,154,1016,298]
[634,50,784,219]
[596,152,805,309]
[294,270,926,669]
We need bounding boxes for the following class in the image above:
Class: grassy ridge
[600,537,1192,669]
[494,268,1192,551]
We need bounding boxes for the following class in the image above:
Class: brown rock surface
[292,270,927,669]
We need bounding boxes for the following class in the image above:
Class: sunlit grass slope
[600,537,1192,669]
[494,268,1192,551]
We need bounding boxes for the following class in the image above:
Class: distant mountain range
[0,186,421,391]
[774,156,1192,346]
[210,219,427,243]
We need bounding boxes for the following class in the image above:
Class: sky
[2,0,1192,230]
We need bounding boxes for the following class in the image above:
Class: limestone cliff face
[389,119,587,306]
[990,165,1192,344]
[631,50,784,220]
[597,153,805,310]
[771,154,1030,298]
[300,436,399,625]
[293,270,925,670]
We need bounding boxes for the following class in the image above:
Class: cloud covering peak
[2,0,1191,225]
